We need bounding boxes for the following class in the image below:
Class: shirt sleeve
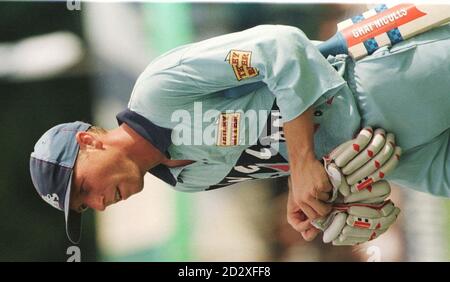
[129,24,346,124]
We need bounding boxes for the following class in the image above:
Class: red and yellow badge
[217,113,241,146]
[225,50,259,81]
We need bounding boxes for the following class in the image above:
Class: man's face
[69,134,144,212]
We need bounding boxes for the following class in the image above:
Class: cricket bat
[318,3,450,59]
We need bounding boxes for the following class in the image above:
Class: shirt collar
[116,109,176,186]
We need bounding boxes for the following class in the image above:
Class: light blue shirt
[126,25,354,191]
[118,23,450,197]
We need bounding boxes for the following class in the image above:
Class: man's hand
[287,154,333,242]
[283,107,333,241]
[290,154,333,220]
[287,177,322,241]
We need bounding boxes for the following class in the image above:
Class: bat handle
[317,32,349,58]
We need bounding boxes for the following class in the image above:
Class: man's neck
[107,124,194,170]
[107,124,166,173]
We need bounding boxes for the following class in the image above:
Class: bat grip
[317,32,348,58]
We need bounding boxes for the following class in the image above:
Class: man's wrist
[290,149,316,169]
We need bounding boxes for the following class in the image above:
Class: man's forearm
[284,107,316,168]
[284,106,332,222]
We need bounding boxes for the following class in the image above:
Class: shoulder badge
[225,50,259,81]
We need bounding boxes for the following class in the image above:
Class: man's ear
[75,132,103,149]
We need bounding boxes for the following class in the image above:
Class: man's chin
[128,181,144,199]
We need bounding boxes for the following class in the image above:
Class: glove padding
[314,200,401,245]
[312,127,402,245]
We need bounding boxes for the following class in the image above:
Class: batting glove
[312,127,402,245]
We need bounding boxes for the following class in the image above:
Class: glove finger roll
[346,133,396,185]
[327,140,353,161]
[343,180,391,203]
[334,228,388,245]
[342,128,386,175]
[341,225,389,238]
[332,235,369,246]
[334,127,373,167]
[360,194,392,204]
[347,205,400,230]
[350,146,402,193]
[346,201,395,218]
[311,210,341,231]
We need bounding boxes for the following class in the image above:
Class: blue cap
[30,121,91,244]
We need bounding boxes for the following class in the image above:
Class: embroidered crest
[42,193,61,209]
[225,50,259,81]
[217,112,241,146]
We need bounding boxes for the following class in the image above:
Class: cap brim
[64,172,82,244]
